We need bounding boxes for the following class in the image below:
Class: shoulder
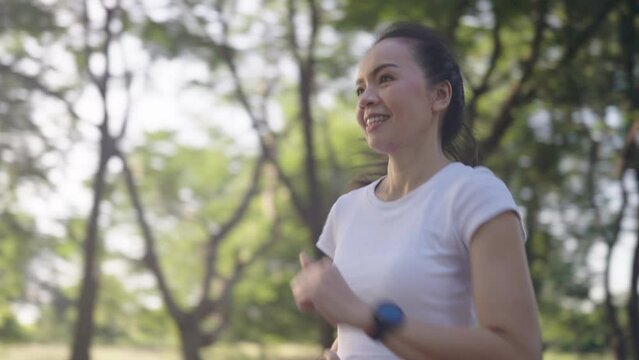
[442,163,512,199]
[332,179,379,210]
[444,164,524,246]
[317,180,379,258]
[448,163,505,186]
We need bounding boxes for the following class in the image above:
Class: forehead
[357,38,417,76]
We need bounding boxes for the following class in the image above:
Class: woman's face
[356,38,440,155]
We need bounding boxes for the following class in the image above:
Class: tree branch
[288,0,324,249]
[184,2,311,226]
[467,9,503,130]
[201,7,310,225]
[115,2,134,143]
[199,216,282,345]
[307,0,320,62]
[82,0,101,95]
[197,154,266,309]
[444,0,471,40]
[117,150,183,321]
[480,0,621,157]
[319,113,342,188]
[558,0,621,68]
[286,0,302,64]
[0,62,81,122]
[480,0,548,157]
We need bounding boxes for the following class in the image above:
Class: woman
[290,22,541,360]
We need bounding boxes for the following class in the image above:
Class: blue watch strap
[370,302,404,340]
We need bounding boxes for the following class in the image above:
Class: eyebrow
[356,63,398,86]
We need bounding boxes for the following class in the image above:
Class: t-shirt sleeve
[316,199,339,258]
[454,167,526,249]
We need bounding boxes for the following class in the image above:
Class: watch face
[377,302,403,325]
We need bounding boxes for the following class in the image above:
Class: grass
[0,343,322,360]
[544,353,612,360]
[0,343,614,359]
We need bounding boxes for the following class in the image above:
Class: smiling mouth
[365,115,390,131]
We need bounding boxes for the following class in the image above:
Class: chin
[366,139,394,155]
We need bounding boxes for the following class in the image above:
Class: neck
[377,143,451,201]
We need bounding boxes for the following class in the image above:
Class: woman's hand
[321,337,339,359]
[290,252,372,329]
[321,349,340,360]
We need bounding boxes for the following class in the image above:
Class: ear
[431,80,452,113]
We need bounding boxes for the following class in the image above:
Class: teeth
[366,115,389,126]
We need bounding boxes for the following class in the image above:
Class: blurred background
[0,0,637,359]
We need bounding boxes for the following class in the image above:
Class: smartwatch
[367,301,405,340]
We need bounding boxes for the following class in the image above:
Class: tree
[70,1,125,358]
[129,0,355,351]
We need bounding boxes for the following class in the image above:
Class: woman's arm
[292,212,541,360]
[364,212,541,360]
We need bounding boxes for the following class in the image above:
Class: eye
[379,74,393,83]
[356,87,364,96]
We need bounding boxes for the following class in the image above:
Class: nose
[358,87,379,109]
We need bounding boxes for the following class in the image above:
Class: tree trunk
[298,42,333,352]
[178,316,202,360]
[70,134,112,360]
[629,190,639,359]
[623,0,638,355]
[602,173,628,360]
[629,170,639,359]
[523,196,540,292]
[605,239,627,360]
[288,1,332,348]
[71,1,116,356]
[589,135,628,360]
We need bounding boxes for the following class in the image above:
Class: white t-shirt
[316,162,525,359]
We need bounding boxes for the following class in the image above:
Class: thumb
[299,252,311,268]
[322,350,340,360]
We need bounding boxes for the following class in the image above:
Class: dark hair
[376,22,478,166]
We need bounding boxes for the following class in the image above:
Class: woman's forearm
[331,290,538,360]
[381,318,540,360]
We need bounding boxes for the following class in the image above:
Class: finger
[299,251,311,268]
[290,276,316,312]
[289,273,300,292]
[294,294,315,312]
[300,300,316,312]
[293,292,315,312]
[322,350,340,360]
[289,276,304,303]
[319,256,333,268]
[330,338,338,352]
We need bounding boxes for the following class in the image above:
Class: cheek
[356,108,365,126]
[400,82,431,117]
[389,79,424,107]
